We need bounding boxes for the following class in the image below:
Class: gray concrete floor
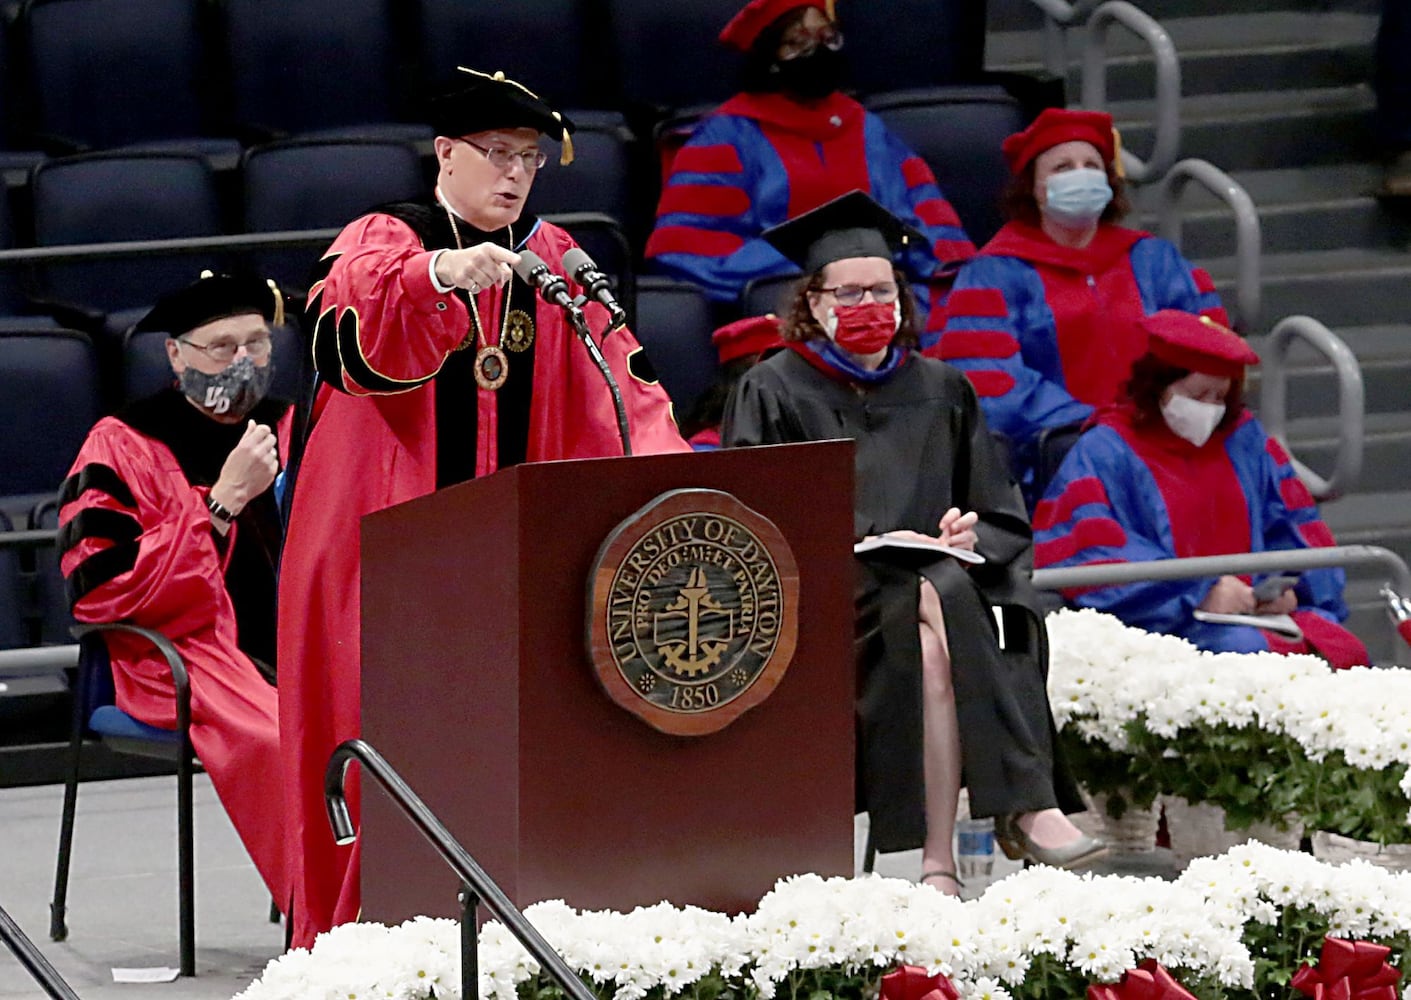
[0,776,283,999]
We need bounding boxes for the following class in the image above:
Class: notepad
[1193,610,1303,640]
[853,532,986,565]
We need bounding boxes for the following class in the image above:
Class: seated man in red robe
[59,272,290,911]
[278,68,689,948]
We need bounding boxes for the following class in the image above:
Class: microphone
[562,247,628,330]
[512,250,579,315]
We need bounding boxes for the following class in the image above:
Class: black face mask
[769,46,846,101]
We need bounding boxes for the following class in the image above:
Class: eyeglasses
[457,137,549,173]
[177,335,273,363]
[820,283,899,307]
[778,26,844,61]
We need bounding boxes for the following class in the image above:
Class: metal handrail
[1032,544,1410,651]
[325,739,597,1000]
[1025,0,1106,76]
[1157,158,1262,332]
[1081,1,1181,183]
[1258,316,1365,500]
[0,902,81,1000]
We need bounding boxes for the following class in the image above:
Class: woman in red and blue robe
[1034,311,1367,669]
[644,0,973,334]
[930,109,1225,494]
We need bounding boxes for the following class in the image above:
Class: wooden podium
[359,440,856,922]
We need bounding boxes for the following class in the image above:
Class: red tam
[1002,107,1117,174]
[1141,309,1259,379]
[712,314,785,364]
[719,0,834,52]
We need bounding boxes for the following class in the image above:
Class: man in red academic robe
[59,273,290,910]
[278,68,689,949]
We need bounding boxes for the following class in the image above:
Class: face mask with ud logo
[178,355,273,420]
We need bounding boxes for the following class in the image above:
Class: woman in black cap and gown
[722,191,1103,892]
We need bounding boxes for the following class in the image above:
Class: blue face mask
[1043,167,1113,227]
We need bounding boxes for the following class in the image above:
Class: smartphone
[1253,574,1299,602]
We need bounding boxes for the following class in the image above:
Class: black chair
[633,276,717,418]
[0,9,45,180]
[25,499,71,646]
[605,0,740,114]
[218,0,428,142]
[865,86,1030,247]
[844,1,987,96]
[740,273,798,319]
[50,624,198,976]
[14,0,235,157]
[123,321,308,408]
[0,329,100,516]
[241,137,426,292]
[412,0,606,111]
[528,117,638,233]
[1034,420,1087,500]
[29,152,225,318]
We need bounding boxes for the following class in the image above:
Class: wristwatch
[206,495,236,525]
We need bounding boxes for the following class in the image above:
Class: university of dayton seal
[587,489,800,736]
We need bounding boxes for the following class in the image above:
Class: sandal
[920,870,965,894]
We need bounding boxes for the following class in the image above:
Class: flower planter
[1073,790,1159,853]
[1164,797,1301,868]
[1310,831,1411,872]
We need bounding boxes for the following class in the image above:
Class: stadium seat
[843,2,987,96]
[26,499,70,646]
[0,329,100,518]
[741,273,798,319]
[0,511,25,650]
[122,322,307,408]
[633,276,717,418]
[14,0,236,157]
[241,137,426,291]
[218,0,428,142]
[29,152,226,317]
[604,0,740,114]
[864,86,1029,247]
[412,0,607,111]
[527,118,638,234]
[0,10,45,176]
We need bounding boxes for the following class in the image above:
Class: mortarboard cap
[712,314,785,364]
[1141,310,1259,379]
[762,190,923,274]
[426,68,577,165]
[134,271,284,337]
[1002,107,1117,175]
[719,0,835,52]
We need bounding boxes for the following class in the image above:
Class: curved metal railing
[1081,1,1181,183]
[1258,316,1366,500]
[325,739,598,1000]
[1157,158,1263,332]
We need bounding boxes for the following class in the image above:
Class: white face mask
[1161,393,1225,447]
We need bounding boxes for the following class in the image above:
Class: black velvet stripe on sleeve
[66,541,140,604]
[57,507,141,555]
[313,308,436,396]
[57,463,137,510]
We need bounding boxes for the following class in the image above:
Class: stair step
[1247,324,1411,417]
[1138,196,1411,258]
[1113,86,1377,171]
[1205,247,1411,327]
[1278,416,1411,495]
[987,12,1375,101]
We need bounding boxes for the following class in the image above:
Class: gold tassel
[1111,126,1126,181]
[267,279,285,328]
[825,0,837,19]
[556,112,574,166]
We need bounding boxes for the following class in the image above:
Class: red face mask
[826,301,898,356]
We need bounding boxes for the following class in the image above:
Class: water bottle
[955,816,995,884]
